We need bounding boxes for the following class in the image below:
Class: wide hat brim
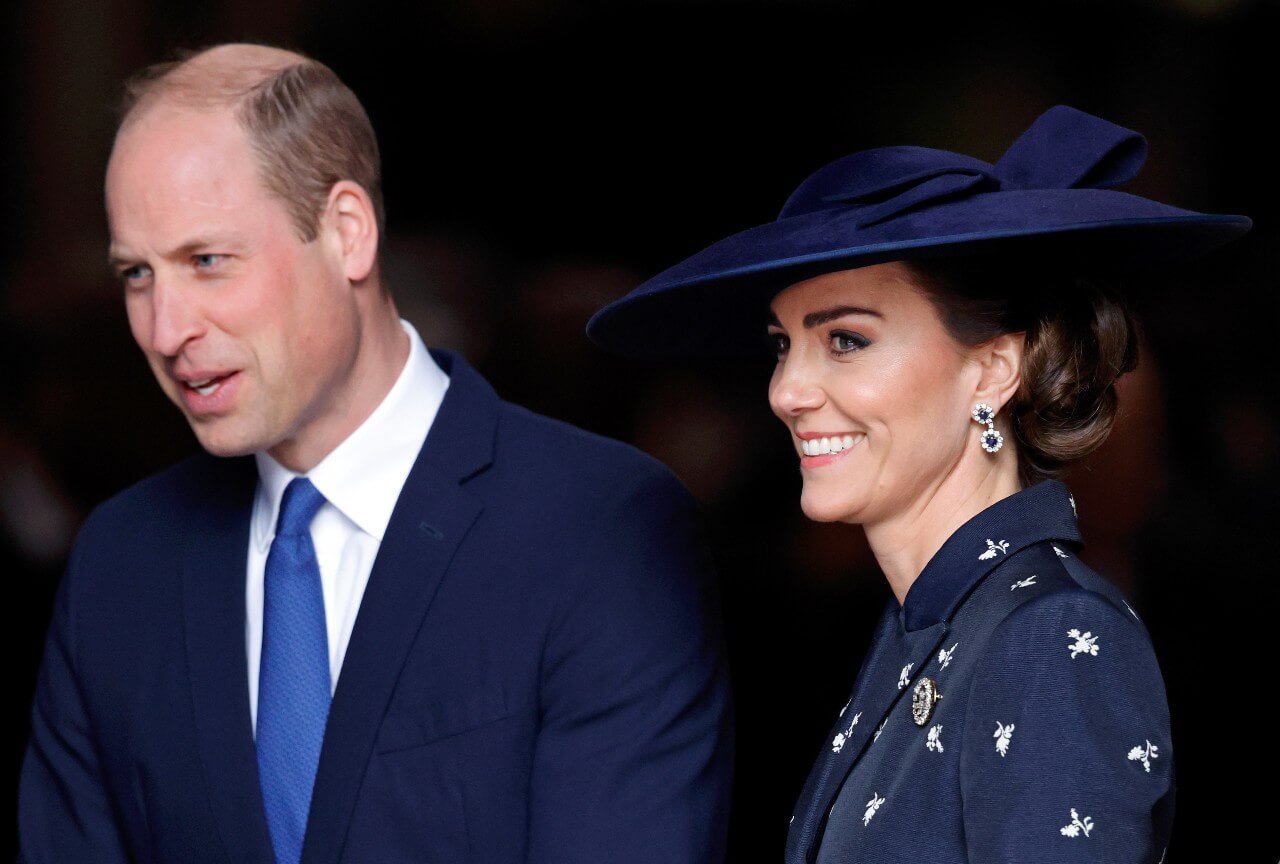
[587,107,1251,357]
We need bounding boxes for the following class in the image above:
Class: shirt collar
[900,479,1082,631]
[251,320,450,550]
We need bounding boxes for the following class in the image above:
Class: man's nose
[148,279,205,357]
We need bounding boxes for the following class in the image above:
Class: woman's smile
[797,431,866,465]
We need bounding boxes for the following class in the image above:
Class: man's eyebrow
[802,305,882,328]
[107,246,138,269]
[108,236,238,268]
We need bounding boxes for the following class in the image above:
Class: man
[19,44,732,864]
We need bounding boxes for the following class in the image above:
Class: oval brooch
[911,677,942,727]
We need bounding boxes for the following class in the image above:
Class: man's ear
[323,180,379,283]
[974,331,1025,413]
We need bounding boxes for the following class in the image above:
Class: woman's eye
[831,331,869,354]
[767,331,790,356]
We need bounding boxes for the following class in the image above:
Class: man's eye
[767,331,789,356]
[120,264,152,284]
[831,331,870,354]
[193,253,224,269]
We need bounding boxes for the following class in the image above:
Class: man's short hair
[119,46,385,244]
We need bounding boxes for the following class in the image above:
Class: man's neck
[268,306,410,473]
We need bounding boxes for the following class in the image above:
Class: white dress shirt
[246,320,450,732]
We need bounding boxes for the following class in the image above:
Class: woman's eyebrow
[802,305,882,328]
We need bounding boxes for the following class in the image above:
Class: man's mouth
[179,372,236,398]
[187,376,224,396]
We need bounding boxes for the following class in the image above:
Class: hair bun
[908,260,1140,485]
[1013,279,1140,480]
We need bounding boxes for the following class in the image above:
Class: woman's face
[767,261,985,525]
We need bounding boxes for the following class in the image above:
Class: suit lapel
[180,456,276,864]
[301,350,497,864]
[785,616,950,864]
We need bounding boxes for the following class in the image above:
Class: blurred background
[4,0,1277,859]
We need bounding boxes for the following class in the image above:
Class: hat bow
[780,105,1148,228]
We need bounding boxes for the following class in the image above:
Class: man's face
[106,103,360,463]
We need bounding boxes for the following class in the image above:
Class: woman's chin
[799,491,866,525]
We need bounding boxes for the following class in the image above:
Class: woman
[587,106,1250,863]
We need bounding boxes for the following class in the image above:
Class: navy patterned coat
[784,481,1173,864]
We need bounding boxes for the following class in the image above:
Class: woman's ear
[975,331,1025,412]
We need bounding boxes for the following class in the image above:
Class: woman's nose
[769,356,826,417]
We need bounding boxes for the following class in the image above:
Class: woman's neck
[863,462,1022,605]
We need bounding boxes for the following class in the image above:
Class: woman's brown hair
[906,257,1140,486]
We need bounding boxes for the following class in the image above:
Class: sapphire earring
[972,403,1004,453]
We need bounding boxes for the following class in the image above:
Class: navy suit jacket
[19,349,733,863]
[785,481,1172,864]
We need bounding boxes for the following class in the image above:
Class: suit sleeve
[526,465,733,864]
[960,589,1173,864]
[18,515,131,864]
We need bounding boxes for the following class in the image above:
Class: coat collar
[785,479,1082,863]
[899,479,1082,632]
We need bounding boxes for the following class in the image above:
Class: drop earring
[972,403,1003,453]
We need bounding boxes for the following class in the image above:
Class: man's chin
[187,421,265,459]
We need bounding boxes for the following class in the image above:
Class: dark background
[4,0,1277,860]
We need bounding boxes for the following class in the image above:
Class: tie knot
[276,478,326,537]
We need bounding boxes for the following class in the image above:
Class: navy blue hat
[587,106,1251,357]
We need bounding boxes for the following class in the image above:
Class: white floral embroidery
[1052,545,1069,558]
[863,792,885,826]
[1067,628,1100,659]
[926,724,944,753]
[874,719,886,742]
[831,711,862,753]
[839,699,850,717]
[1127,739,1159,773]
[993,721,1014,757]
[1060,808,1093,837]
[978,539,1010,560]
[1010,575,1038,591]
[1068,494,1077,517]
[937,643,958,670]
[898,663,913,690]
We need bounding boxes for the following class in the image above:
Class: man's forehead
[114,99,241,152]
[106,105,277,248]
[109,104,251,192]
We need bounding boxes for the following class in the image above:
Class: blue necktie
[257,478,331,864]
